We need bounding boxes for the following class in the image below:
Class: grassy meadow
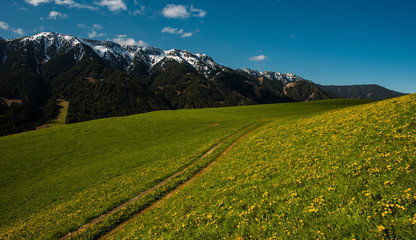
[107,94,416,239]
[0,99,367,239]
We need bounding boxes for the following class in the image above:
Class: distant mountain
[236,69,334,101]
[319,84,405,100]
[0,32,402,135]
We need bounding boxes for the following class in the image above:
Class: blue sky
[1,0,415,93]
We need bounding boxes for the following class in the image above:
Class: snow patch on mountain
[10,32,224,76]
[241,68,304,84]
[123,46,224,76]
[9,33,302,81]
[20,32,83,63]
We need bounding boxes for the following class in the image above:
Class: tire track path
[61,123,262,240]
[101,126,259,239]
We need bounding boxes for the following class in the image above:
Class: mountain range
[0,32,404,135]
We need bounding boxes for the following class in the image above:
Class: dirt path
[100,127,258,239]
[60,141,225,239]
[61,124,261,240]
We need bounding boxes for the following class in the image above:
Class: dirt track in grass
[60,124,260,240]
[100,126,258,239]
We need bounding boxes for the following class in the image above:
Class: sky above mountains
[1,0,415,93]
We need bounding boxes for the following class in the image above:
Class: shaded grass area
[36,99,69,130]
[0,99,369,239]
[107,95,416,239]
[49,99,69,127]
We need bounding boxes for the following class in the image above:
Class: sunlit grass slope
[0,99,367,239]
[109,94,416,240]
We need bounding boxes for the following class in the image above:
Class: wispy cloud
[25,0,98,10]
[96,0,127,11]
[113,34,147,46]
[24,0,50,6]
[161,26,184,34]
[0,21,9,31]
[32,25,45,33]
[88,30,105,38]
[162,4,206,19]
[77,24,87,29]
[55,0,97,9]
[47,11,69,20]
[181,32,193,38]
[132,5,145,16]
[93,24,102,30]
[13,28,25,36]
[78,24,105,38]
[190,5,207,17]
[249,55,268,62]
[161,26,196,38]
[0,20,25,36]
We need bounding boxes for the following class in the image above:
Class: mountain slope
[0,32,403,135]
[0,99,370,239]
[319,84,406,100]
[0,33,296,135]
[236,69,335,102]
[108,94,416,239]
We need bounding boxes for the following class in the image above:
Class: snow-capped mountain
[3,32,400,136]
[2,32,224,78]
[240,68,304,84]
[18,32,84,63]
[1,32,309,85]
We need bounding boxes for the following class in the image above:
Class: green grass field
[1,98,403,239]
[107,94,416,239]
[48,99,69,127]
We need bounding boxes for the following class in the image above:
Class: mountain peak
[5,32,223,76]
[240,68,304,84]
[4,32,305,84]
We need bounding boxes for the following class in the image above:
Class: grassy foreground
[107,94,416,239]
[0,99,366,239]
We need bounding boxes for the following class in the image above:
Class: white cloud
[0,21,25,36]
[33,25,45,33]
[161,26,184,34]
[113,34,147,47]
[25,0,51,6]
[181,32,193,38]
[249,55,268,62]
[78,24,105,38]
[77,24,87,28]
[13,28,25,36]
[48,11,69,19]
[132,5,145,16]
[77,24,101,30]
[88,30,105,38]
[0,21,9,30]
[190,5,207,17]
[161,27,197,38]
[25,0,97,10]
[96,0,127,11]
[55,0,97,10]
[55,0,75,5]
[162,4,207,19]
[93,24,102,29]
[162,4,189,19]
